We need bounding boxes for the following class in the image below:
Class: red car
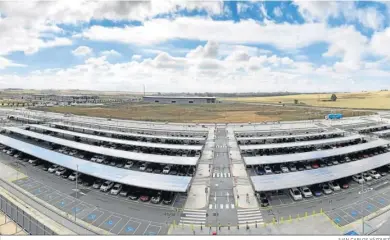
[311,162,319,169]
[139,195,150,202]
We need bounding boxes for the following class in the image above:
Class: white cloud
[186,41,219,59]
[260,3,269,19]
[0,57,26,69]
[100,50,121,57]
[132,55,142,61]
[72,46,93,57]
[293,1,385,30]
[370,28,390,57]
[273,7,283,18]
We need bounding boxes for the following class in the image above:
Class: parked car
[119,188,129,197]
[255,166,265,175]
[139,163,147,171]
[110,184,122,195]
[163,165,171,174]
[322,184,333,195]
[299,186,313,198]
[129,190,141,200]
[48,165,59,173]
[151,192,162,204]
[363,172,373,181]
[162,192,174,205]
[352,174,365,184]
[288,164,297,172]
[124,161,134,169]
[337,179,350,189]
[368,170,381,179]
[328,181,341,191]
[311,185,322,197]
[92,179,103,189]
[68,172,82,181]
[280,165,289,173]
[140,193,151,202]
[100,181,115,192]
[264,165,272,174]
[116,162,124,168]
[289,188,303,201]
[55,167,66,176]
[260,198,270,207]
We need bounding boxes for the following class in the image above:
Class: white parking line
[231,204,235,209]
[225,203,229,209]
[209,204,213,209]
[142,223,151,235]
[220,204,223,209]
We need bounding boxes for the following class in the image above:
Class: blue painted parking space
[82,210,104,224]
[99,215,122,231]
[144,225,161,235]
[55,198,75,209]
[119,220,141,235]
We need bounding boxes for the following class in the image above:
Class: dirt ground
[38,102,372,123]
[222,91,390,110]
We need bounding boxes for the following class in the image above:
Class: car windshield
[293,190,300,195]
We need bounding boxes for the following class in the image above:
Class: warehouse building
[143,96,217,104]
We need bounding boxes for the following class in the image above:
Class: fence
[0,193,55,235]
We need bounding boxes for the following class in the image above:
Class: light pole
[361,172,364,235]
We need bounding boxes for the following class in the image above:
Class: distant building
[143,96,216,104]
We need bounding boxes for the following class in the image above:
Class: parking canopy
[374,129,390,137]
[244,139,390,165]
[239,135,364,151]
[4,127,199,166]
[49,122,206,142]
[355,124,390,132]
[0,134,191,192]
[7,115,42,124]
[236,130,345,141]
[251,151,390,192]
[60,119,208,136]
[27,124,203,151]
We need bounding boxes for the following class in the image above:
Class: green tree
[294,99,298,104]
[331,94,337,101]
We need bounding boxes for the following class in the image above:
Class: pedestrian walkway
[237,208,264,225]
[179,209,207,226]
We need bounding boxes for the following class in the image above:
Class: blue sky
[1,1,390,93]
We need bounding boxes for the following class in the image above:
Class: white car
[322,184,333,195]
[69,150,78,156]
[90,155,97,162]
[332,160,339,165]
[100,181,114,192]
[28,159,37,164]
[280,165,289,173]
[264,165,272,174]
[363,173,373,181]
[68,172,81,181]
[92,180,103,189]
[163,165,171,174]
[124,161,134,169]
[289,164,297,172]
[328,181,341,191]
[96,156,105,163]
[48,165,59,173]
[139,163,148,171]
[58,148,67,153]
[289,188,303,201]
[344,156,351,162]
[352,174,365,184]
[368,170,381,179]
[55,168,66,176]
[299,186,313,198]
[110,184,122,195]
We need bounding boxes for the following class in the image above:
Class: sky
[1,0,390,93]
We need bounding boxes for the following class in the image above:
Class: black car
[42,164,50,171]
[162,192,174,205]
[169,170,178,175]
[129,190,141,200]
[110,161,117,166]
[82,177,94,187]
[153,168,162,174]
[103,160,110,165]
[260,198,269,207]
[61,170,72,179]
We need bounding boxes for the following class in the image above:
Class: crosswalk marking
[212,172,231,178]
[231,204,235,209]
[237,208,264,224]
[220,204,223,209]
[208,203,236,210]
[209,204,212,209]
[179,209,207,225]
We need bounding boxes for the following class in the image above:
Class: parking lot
[13,177,167,235]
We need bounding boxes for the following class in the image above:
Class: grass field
[38,102,372,123]
[222,91,390,109]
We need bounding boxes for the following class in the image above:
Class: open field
[222,91,390,109]
[36,102,372,123]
